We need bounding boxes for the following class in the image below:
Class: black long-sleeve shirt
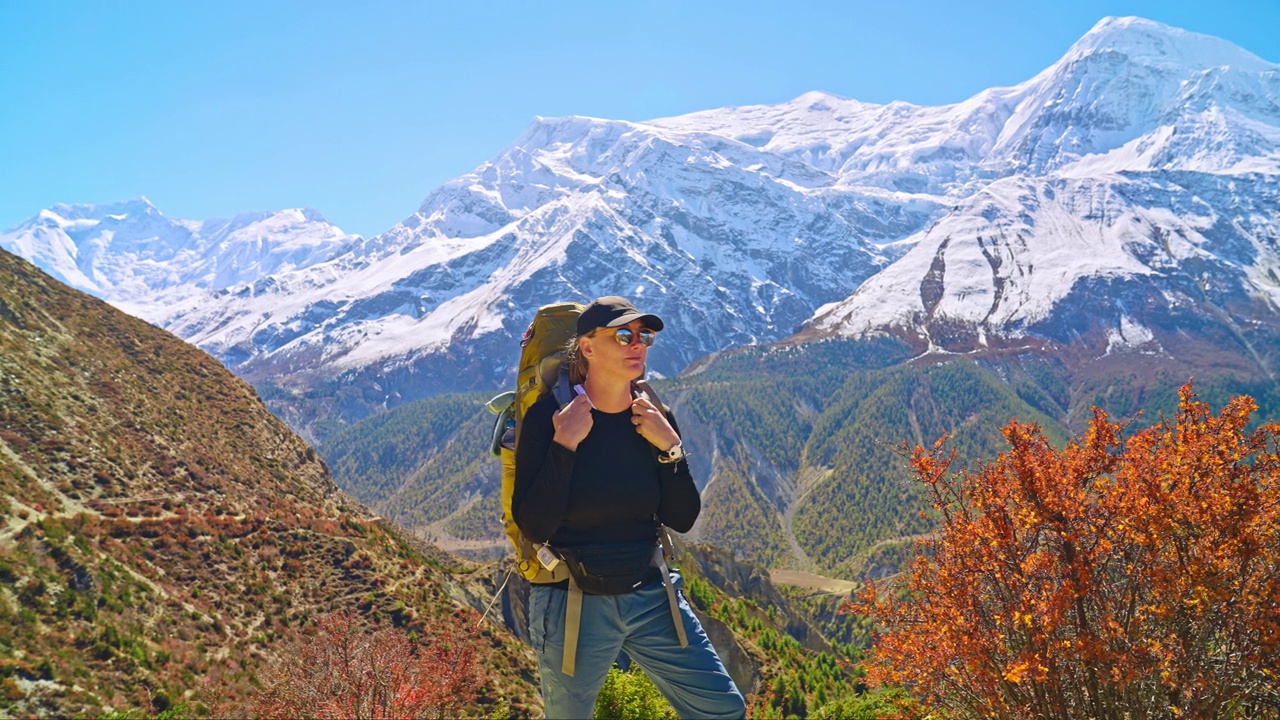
[512,392,700,556]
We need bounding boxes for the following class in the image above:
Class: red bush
[250,610,482,719]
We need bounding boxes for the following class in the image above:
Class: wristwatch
[658,442,686,464]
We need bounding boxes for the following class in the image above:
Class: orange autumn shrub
[855,384,1280,719]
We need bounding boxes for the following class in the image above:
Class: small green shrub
[683,574,716,611]
[810,687,919,719]
[594,666,677,720]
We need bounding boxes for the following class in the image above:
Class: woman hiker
[513,296,746,718]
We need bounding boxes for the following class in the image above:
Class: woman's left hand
[631,395,680,452]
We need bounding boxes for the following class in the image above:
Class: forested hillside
[322,392,504,558]
[789,362,1069,572]
[322,335,1280,581]
[668,348,1072,574]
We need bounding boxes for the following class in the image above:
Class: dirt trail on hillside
[770,569,856,596]
[0,442,96,542]
[780,466,833,573]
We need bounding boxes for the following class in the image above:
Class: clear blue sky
[2,0,1277,238]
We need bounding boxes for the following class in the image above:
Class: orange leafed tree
[855,384,1280,718]
[250,610,482,719]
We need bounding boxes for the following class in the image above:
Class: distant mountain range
[4,16,1278,437]
[0,200,356,321]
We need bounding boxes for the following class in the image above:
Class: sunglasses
[596,327,657,347]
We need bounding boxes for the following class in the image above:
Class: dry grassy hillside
[0,249,539,717]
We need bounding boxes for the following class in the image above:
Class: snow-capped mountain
[810,172,1280,362]
[165,114,939,394]
[654,18,1279,183]
[806,17,1280,372]
[5,16,1279,431]
[0,198,358,320]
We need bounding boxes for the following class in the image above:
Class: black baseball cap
[576,296,665,335]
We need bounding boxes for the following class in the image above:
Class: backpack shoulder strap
[550,364,575,408]
[631,379,666,412]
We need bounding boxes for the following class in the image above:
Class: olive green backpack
[487,301,582,584]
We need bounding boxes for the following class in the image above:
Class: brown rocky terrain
[0,249,540,717]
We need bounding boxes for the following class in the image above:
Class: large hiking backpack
[487,301,582,584]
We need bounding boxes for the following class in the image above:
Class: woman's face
[581,319,654,382]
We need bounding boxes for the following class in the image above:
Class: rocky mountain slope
[0,248,539,717]
[163,115,926,423]
[809,172,1280,373]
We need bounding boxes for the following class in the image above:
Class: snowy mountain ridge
[810,171,1280,353]
[163,107,918,391]
[0,197,358,321]
[4,16,1279,432]
[652,16,1280,186]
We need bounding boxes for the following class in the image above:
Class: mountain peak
[6,16,1278,441]
[0,199,359,320]
[1064,15,1275,72]
[215,207,329,227]
[786,90,861,110]
[519,114,634,139]
[42,197,163,225]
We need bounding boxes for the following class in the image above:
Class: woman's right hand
[552,394,594,451]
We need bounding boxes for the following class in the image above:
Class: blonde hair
[566,334,589,385]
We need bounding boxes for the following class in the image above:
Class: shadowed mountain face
[0,249,539,717]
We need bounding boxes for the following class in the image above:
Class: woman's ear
[579,335,594,360]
